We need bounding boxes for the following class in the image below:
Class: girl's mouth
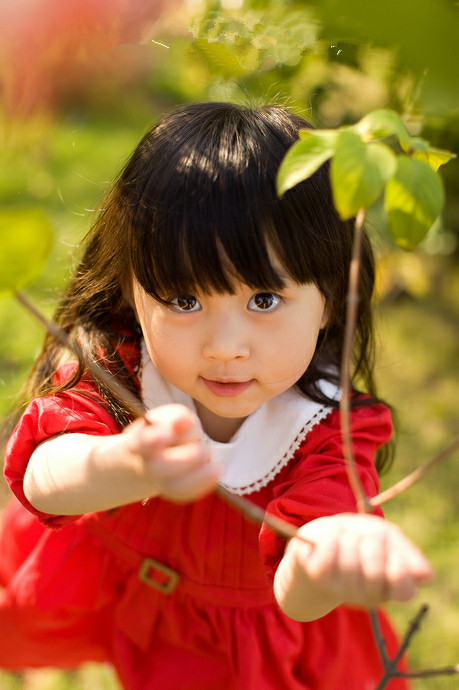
[201,378,254,398]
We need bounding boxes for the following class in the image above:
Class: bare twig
[390,604,429,672]
[369,609,390,667]
[14,290,145,420]
[215,486,312,544]
[371,432,459,506]
[403,664,459,679]
[14,290,313,548]
[373,605,428,690]
[372,603,459,688]
[340,209,373,514]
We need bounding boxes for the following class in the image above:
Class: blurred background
[0,0,458,687]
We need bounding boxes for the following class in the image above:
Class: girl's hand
[25,403,220,516]
[122,404,221,503]
[274,513,433,621]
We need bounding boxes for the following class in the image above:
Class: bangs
[122,102,344,302]
[129,191,290,301]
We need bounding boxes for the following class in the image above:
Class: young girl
[0,102,431,689]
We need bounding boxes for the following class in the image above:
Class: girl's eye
[247,292,282,312]
[170,296,202,312]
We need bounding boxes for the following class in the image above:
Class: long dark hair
[27,102,390,470]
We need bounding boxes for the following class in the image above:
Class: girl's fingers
[121,404,221,501]
[384,529,434,601]
[293,514,433,608]
[145,442,212,481]
[126,407,206,465]
[144,404,203,444]
[357,532,393,605]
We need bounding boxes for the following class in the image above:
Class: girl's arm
[23,404,221,516]
[273,513,433,622]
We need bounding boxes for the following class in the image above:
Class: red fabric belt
[85,517,274,607]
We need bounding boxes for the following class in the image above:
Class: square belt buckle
[138,557,180,594]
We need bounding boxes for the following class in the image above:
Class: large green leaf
[354,109,412,149]
[354,111,456,169]
[412,147,457,172]
[384,156,444,250]
[0,208,53,293]
[331,130,397,219]
[276,129,337,196]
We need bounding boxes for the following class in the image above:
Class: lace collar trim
[140,342,341,495]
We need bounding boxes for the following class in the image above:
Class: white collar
[140,341,340,495]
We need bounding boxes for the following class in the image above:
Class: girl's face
[133,270,328,443]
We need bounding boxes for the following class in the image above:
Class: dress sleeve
[259,402,392,578]
[4,389,121,529]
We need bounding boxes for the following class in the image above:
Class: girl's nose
[202,315,250,362]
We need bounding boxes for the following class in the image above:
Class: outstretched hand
[123,404,221,503]
[275,513,433,621]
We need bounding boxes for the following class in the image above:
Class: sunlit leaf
[412,147,456,172]
[331,130,397,219]
[298,127,337,141]
[407,136,430,152]
[384,156,444,250]
[0,208,53,293]
[354,109,412,149]
[276,130,337,196]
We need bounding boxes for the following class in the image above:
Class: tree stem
[340,209,373,514]
[371,433,459,506]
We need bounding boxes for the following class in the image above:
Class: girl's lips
[201,378,254,398]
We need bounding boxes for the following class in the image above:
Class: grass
[374,274,459,689]
[1,112,458,688]
[0,664,120,690]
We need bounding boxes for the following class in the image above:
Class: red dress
[0,343,408,689]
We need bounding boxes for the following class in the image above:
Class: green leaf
[331,130,397,219]
[412,147,456,172]
[384,156,444,250]
[0,208,53,293]
[407,137,430,153]
[354,109,412,150]
[276,130,337,197]
[354,112,456,170]
[298,127,337,141]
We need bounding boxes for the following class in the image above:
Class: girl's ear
[320,297,330,330]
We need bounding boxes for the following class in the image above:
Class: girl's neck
[193,400,246,443]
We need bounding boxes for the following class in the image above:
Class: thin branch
[373,603,459,688]
[371,432,459,506]
[403,664,459,679]
[340,209,373,514]
[215,486,312,545]
[374,605,429,690]
[369,608,390,667]
[14,290,313,549]
[391,604,429,670]
[14,290,145,420]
